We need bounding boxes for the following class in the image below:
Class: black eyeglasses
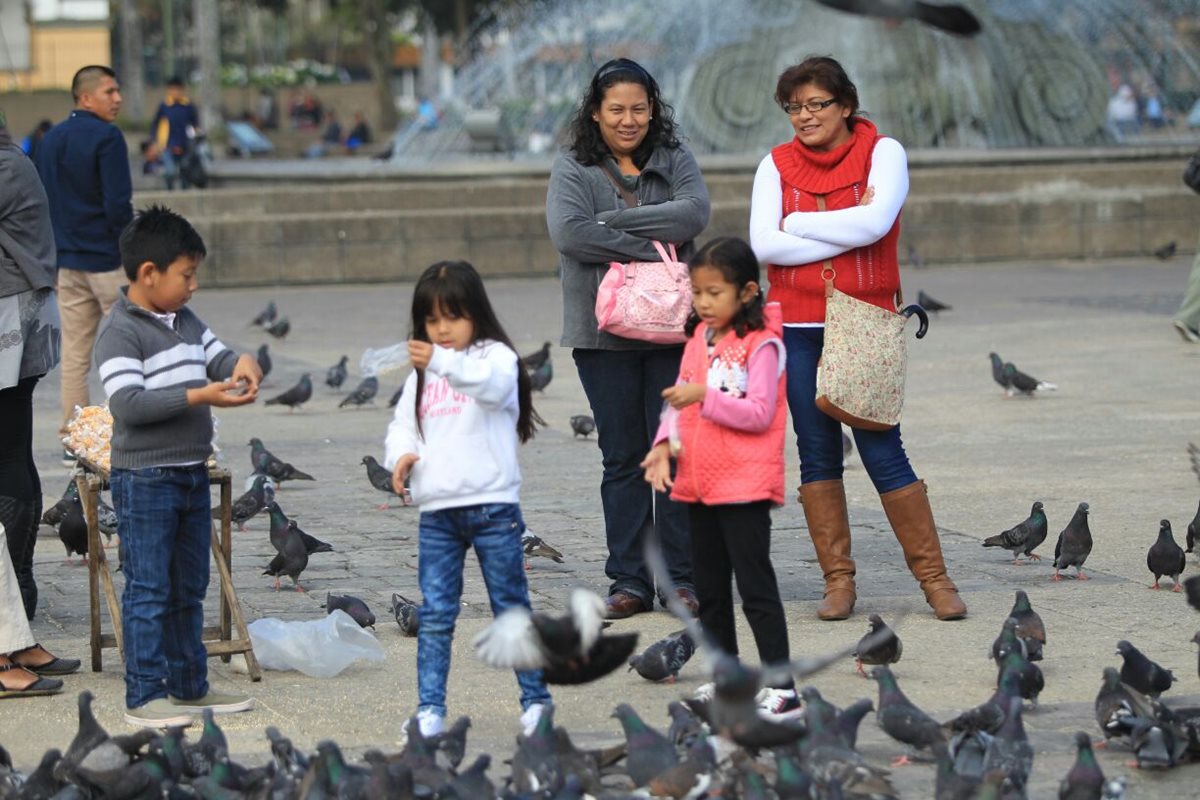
[782,98,838,115]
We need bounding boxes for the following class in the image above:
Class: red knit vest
[767,118,902,323]
[671,304,786,507]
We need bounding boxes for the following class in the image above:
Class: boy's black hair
[166,76,185,88]
[409,261,544,443]
[119,204,207,280]
[685,237,766,338]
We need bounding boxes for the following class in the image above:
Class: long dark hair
[684,237,766,338]
[566,58,681,168]
[409,261,543,443]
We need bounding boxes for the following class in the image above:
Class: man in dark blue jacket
[35,65,133,462]
[151,77,200,190]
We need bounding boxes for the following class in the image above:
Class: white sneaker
[756,688,802,721]
[520,703,547,736]
[417,708,444,738]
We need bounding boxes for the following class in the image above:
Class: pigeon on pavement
[988,352,1010,392]
[854,614,902,677]
[521,531,564,566]
[41,479,79,527]
[568,415,596,438]
[250,301,277,328]
[265,317,290,339]
[529,360,552,392]
[991,617,1028,665]
[57,490,88,561]
[998,648,1044,706]
[1187,498,1198,554]
[1095,665,1156,744]
[628,629,696,682]
[1186,575,1200,611]
[390,593,420,636]
[322,593,375,628]
[982,697,1033,798]
[1146,519,1186,591]
[339,376,379,408]
[520,342,552,371]
[1008,590,1046,662]
[1059,731,1106,800]
[249,438,315,483]
[218,473,274,531]
[917,289,950,312]
[666,700,705,750]
[1154,241,1177,260]
[871,665,945,766]
[983,501,1048,564]
[256,344,272,382]
[611,703,678,787]
[263,502,309,591]
[361,455,404,509]
[811,0,982,36]
[264,373,312,412]
[1053,502,1093,581]
[325,355,349,390]
[1004,361,1058,397]
[1116,640,1175,698]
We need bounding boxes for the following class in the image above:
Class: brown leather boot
[880,480,967,621]
[799,480,856,620]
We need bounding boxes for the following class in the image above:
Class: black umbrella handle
[901,304,929,339]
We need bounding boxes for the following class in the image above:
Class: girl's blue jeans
[784,327,918,492]
[417,502,551,719]
[111,464,211,709]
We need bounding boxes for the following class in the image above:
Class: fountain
[389,0,1200,160]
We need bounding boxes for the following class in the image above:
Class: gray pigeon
[917,289,950,312]
[991,617,1028,665]
[339,375,379,408]
[390,592,420,636]
[854,614,902,677]
[871,665,945,765]
[988,352,1010,392]
[323,593,375,628]
[250,300,277,327]
[1008,590,1046,662]
[628,629,695,682]
[983,501,1047,564]
[981,697,1033,798]
[325,355,349,389]
[1004,361,1058,397]
[42,479,80,527]
[1186,496,1198,553]
[265,317,290,339]
[529,360,552,392]
[256,344,272,381]
[1116,640,1175,699]
[521,530,564,565]
[1095,666,1156,744]
[95,496,118,542]
[264,373,312,412]
[521,341,552,371]
[361,455,403,509]
[569,414,596,438]
[812,0,981,36]
[262,502,309,591]
[1146,519,1186,591]
[217,473,274,531]
[667,700,705,750]
[249,437,315,483]
[612,703,678,787]
[57,489,88,560]
[1187,575,1200,611]
[1053,502,1093,580]
[1059,731,1106,800]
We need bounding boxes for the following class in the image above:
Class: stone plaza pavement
[7,256,1200,796]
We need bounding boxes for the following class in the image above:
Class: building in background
[0,0,110,91]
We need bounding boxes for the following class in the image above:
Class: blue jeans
[784,327,917,493]
[572,348,693,604]
[111,464,211,709]
[417,503,550,718]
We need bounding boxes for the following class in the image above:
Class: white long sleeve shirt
[384,339,522,512]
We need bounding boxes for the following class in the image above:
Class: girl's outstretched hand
[408,340,434,370]
[662,382,706,409]
[392,453,419,500]
[640,442,673,493]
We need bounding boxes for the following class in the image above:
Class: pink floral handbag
[595,240,691,344]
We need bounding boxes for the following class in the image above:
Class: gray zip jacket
[546,144,710,350]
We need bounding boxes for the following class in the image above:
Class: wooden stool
[79,465,261,680]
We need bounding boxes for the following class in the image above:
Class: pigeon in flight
[811,0,982,36]
[325,356,349,390]
[339,376,379,408]
[264,373,312,412]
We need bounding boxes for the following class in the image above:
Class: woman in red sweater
[748,56,966,622]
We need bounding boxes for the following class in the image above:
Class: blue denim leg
[113,465,210,709]
[416,509,469,718]
[784,327,917,494]
[573,348,692,602]
[470,503,551,710]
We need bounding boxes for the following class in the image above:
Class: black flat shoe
[10,644,81,676]
[0,663,64,697]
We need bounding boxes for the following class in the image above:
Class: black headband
[594,58,653,86]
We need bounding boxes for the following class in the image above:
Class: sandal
[0,663,63,698]
[10,643,81,676]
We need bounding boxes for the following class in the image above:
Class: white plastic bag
[248,610,385,677]
[359,342,410,378]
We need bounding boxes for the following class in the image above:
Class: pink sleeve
[652,401,678,446]
[700,342,781,432]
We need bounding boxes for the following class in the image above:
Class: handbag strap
[601,165,639,209]
[813,194,904,307]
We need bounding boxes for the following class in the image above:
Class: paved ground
[8,256,1200,796]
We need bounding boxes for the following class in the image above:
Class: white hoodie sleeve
[383,370,420,470]
[425,341,518,410]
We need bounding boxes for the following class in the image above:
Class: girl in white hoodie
[385,260,549,738]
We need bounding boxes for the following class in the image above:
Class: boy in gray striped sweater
[94,205,261,727]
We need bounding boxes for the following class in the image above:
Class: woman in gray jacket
[546,59,710,619]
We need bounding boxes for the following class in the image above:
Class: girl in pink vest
[641,237,798,718]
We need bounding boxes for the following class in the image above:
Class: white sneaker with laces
[756,688,802,721]
[520,703,547,736]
